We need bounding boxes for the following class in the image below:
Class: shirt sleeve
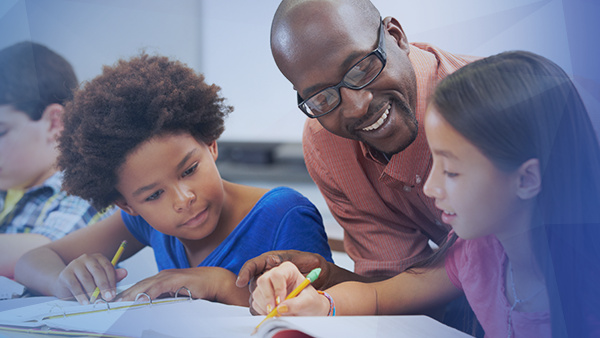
[29,195,115,241]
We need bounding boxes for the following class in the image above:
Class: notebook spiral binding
[42,287,194,321]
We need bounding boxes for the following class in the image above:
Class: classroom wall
[0,0,597,142]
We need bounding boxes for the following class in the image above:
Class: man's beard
[360,98,418,156]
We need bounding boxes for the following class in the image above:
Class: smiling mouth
[182,209,207,227]
[362,103,391,132]
[443,210,456,216]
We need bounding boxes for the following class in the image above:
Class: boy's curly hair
[57,53,232,211]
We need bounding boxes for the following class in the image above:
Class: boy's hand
[116,267,250,307]
[252,261,330,317]
[53,253,127,304]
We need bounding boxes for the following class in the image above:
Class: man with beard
[238,0,479,293]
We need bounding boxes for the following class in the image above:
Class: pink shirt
[445,235,551,338]
[303,43,481,276]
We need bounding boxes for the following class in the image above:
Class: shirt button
[403,185,411,192]
[415,175,422,184]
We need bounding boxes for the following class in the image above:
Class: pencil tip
[251,327,258,336]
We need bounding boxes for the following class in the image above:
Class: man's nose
[337,87,373,119]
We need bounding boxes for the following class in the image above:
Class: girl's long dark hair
[413,51,600,337]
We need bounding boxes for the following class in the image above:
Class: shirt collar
[360,44,438,186]
[24,171,63,195]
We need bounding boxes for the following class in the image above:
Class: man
[237,0,479,290]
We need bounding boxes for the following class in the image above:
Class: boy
[0,42,113,278]
[15,53,332,306]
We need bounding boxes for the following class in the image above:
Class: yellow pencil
[252,267,321,335]
[89,240,127,303]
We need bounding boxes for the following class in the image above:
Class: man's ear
[384,16,410,54]
[41,103,64,142]
[516,158,541,200]
[114,198,140,216]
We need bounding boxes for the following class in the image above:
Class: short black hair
[0,41,78,120]
[58,53,232,211]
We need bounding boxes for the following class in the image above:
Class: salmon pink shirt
[303,43,481,276]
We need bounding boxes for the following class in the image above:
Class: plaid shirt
[304,43,481,277]
[0,172,114,240]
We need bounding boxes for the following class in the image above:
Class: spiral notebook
[0,292,251,337]
[0,298,473,338]
[0,293,472,338]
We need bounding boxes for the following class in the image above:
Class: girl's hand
[116,267,250,307]
[53,253,127,304]
[252,261,330,316]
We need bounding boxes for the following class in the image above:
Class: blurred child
[15,53,333,307]
[0,42,113,278]
[251,51,600,337]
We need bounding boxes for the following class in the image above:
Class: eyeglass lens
[303,54,383,116]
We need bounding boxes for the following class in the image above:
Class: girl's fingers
[251,284,269,315]
[276,286,324,316]
[255,271,278,314]
[268,268,290,308]
[254,262,306,314]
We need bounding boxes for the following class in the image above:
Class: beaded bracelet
[317,291,336,316]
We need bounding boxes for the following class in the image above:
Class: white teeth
[443,210,456,215]
[363,104,391,131]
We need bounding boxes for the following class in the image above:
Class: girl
[251,51,600,337]
[14,53,333,307]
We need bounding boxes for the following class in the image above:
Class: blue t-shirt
[122,187,333,274]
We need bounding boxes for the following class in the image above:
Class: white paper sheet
[0,277,26,300]
[0,297,471,338]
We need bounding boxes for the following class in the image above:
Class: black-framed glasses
[297,18,387,118]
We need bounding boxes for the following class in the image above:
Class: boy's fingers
[73,289,90,305]
[116,278,149,301]
[99,258,117,284]
[61,275,88,304]
[144,283,174,301]
[98,259,119,300]
[117,274,167,302]
[73,265,99,297]
[116,268,128,282]
[84,260,112,300]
